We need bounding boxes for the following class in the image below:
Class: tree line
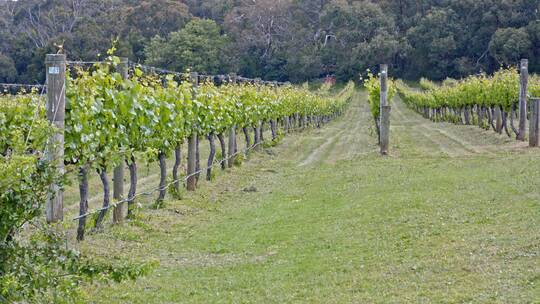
[0,0,539,84]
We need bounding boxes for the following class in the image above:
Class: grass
[78,92,539,303]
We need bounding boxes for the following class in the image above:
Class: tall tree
[145,19,230,74]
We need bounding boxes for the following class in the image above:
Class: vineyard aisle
[83,91,539,303]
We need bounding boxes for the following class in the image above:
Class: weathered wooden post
[113,57,128,224]
[45,54,66,223]
[254,78,264,151]
[379,64,391,155]
[186,134,197,191]
[529,98,539,147]
[380,106,391,155]
[187,72,199,191]
[495,106,503,134]
[517,59,528,141]
[228,73,237,167]
[228,126,236,167]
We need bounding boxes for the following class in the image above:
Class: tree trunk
[510,104,519,137]
[478,106,484,128]
[464,106,470,125]
[271,119,277,140]
[217,133,227,169]
[502,110,511,137]
[243,127,251,148]
[126,155,137,217]
[77,166,89,241]
[172,143,182,194]
[206,134,216,181]
[495,106,503,134]
[457,108,463,124]
[94,166,110,230]
[157,152,167,202]
[487,107,495,131]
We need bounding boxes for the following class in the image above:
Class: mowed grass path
[83,92,540,303]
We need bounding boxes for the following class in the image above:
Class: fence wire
[70,122,314,221]
[71,140,267,221]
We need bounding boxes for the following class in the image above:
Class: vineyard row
[0,54,355,242]
[363,60,540,149]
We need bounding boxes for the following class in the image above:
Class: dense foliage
[1,0,539,83]
[0,93,153,303]
[65,57,352,173]
[1,229,155,303]
[0,93,53,243]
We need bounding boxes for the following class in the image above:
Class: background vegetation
[1,0,539,83]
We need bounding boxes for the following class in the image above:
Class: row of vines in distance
[396,64,540,141]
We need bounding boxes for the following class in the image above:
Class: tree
[489,27,531,66]
[145,19,230,74]
[526,21,540,71]
[121,0,191,60]
[406,8,460,80]
[1,0,540,83]
[223,0,294,79]
[0,54,16,83]
[319,0,400,80]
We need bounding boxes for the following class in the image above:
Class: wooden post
[495,106,503,134]
[380,105,391,155]
[228,74,237,167]
[186,134,197,191]
[45,54,66,223]
[529,98,539,147]
[229,73,237,84]
[187,72,199,190]
[379,64,390,155]
[254,78,263,151]
[190,72,199,87]
[113,58,128,224]
[228,126,236,167]
[517,59,528,141]
[380,64,388,109]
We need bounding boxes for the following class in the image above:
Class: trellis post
[379,64,391,155]
[529,98,539,147]
[228,73,238,167]
[113,57,128,224]
[45,54,66,223]
[187,72,199,191]
[517,59,528,141]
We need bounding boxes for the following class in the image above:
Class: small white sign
[49,67,60,75]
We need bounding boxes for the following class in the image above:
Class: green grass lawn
[80,93,540,303]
